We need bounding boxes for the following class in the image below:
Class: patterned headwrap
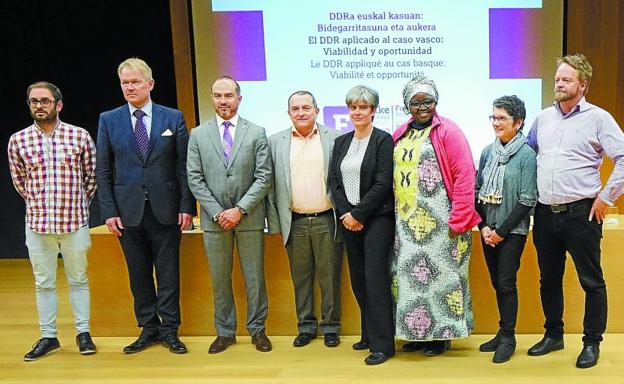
[402,75,439,111]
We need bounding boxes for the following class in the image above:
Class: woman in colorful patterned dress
[475,95,537,363]
[392,76,480,356]
[329,85,395,365]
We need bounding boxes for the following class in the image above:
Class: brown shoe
[251,332,272,352]
[208,336,236,354]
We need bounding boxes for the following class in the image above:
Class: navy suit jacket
[96,102,196,226]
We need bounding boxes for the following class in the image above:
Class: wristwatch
[235,205,247,215]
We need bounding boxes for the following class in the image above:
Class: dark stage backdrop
[0,1,178,258]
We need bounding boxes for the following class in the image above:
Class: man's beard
[31,108,57,124]
[554,91,568,101]
[554,87,580,102]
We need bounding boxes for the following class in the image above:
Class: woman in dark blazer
[329,85,395,365]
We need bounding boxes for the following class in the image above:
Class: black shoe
[24,338,61,361]
[162,334,188,354]
[76,332,97,355]
[352,340,369,350]
[365,351,394,365]
[576,344,600,368]
[324,333,340,347]
[423,340,450,357]
[492,339,516,363]
[479,334,500,352]
[123,332,161,354]
[402,341,426,352]
[208,336,237,354]
[293,332,317,347]
[251,332,272,352]
[527,336,564,356]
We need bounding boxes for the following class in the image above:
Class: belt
[543,198,593,213]
[292,209,333,219]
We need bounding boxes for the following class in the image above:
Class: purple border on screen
[214,11,267,81]
[489,8,540,79]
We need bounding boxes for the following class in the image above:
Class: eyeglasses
[489,115,514,123]
[27,98,55,107]
[409,99,435,109]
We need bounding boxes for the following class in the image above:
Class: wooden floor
[1,333,623,383]
[2,235,624,383]
[1,264,623,384]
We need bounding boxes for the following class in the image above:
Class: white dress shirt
[216,114,240,142]
[128,100,153,138]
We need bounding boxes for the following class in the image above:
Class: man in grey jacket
[266,91,343,348]
[187,76,272,353]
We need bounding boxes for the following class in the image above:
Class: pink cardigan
[393,113,481,233]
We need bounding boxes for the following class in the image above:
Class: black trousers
[340,213,395,354]
[482,234,527,336]
[532,199,606,345]
[118,201,182,336]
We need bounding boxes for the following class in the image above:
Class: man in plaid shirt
[8,81,97,361]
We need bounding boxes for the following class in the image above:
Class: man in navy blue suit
[96,58,196,354]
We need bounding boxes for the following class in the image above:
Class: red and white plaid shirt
[8,121,96,234]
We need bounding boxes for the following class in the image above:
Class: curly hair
[493,95,526,130]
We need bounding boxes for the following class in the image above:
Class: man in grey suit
[187,76,273,353]
[266,91,343,348]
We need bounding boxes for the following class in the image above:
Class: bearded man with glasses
[8,81,97,361]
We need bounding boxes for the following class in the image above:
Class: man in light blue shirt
[527,53,624,369]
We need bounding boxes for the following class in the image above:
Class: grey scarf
[478,132,526,204]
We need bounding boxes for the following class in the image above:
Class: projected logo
[323,107,353,134]
[323,106,401,134]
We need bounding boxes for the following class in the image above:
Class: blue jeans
[25,225,92,338]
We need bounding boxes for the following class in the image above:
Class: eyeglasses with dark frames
[409,99,436,109]
[410,99,435,109]
[27,98,55,107]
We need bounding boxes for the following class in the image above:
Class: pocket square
[161,129,173,137]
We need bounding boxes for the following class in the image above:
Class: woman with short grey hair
[329,85,395,365]
[475,95,537,363]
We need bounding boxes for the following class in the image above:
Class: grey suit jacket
[266,123,340,245]
[187,116,271,231]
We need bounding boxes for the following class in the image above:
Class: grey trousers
[203,229,267,337]
[286,214,343,334]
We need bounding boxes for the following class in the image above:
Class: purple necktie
[222,121,233,160]
[133,109,149,158]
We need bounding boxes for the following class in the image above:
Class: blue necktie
[133,109,149,158]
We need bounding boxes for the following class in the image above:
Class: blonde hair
[557,53,592,88]
[117,58,153,81]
